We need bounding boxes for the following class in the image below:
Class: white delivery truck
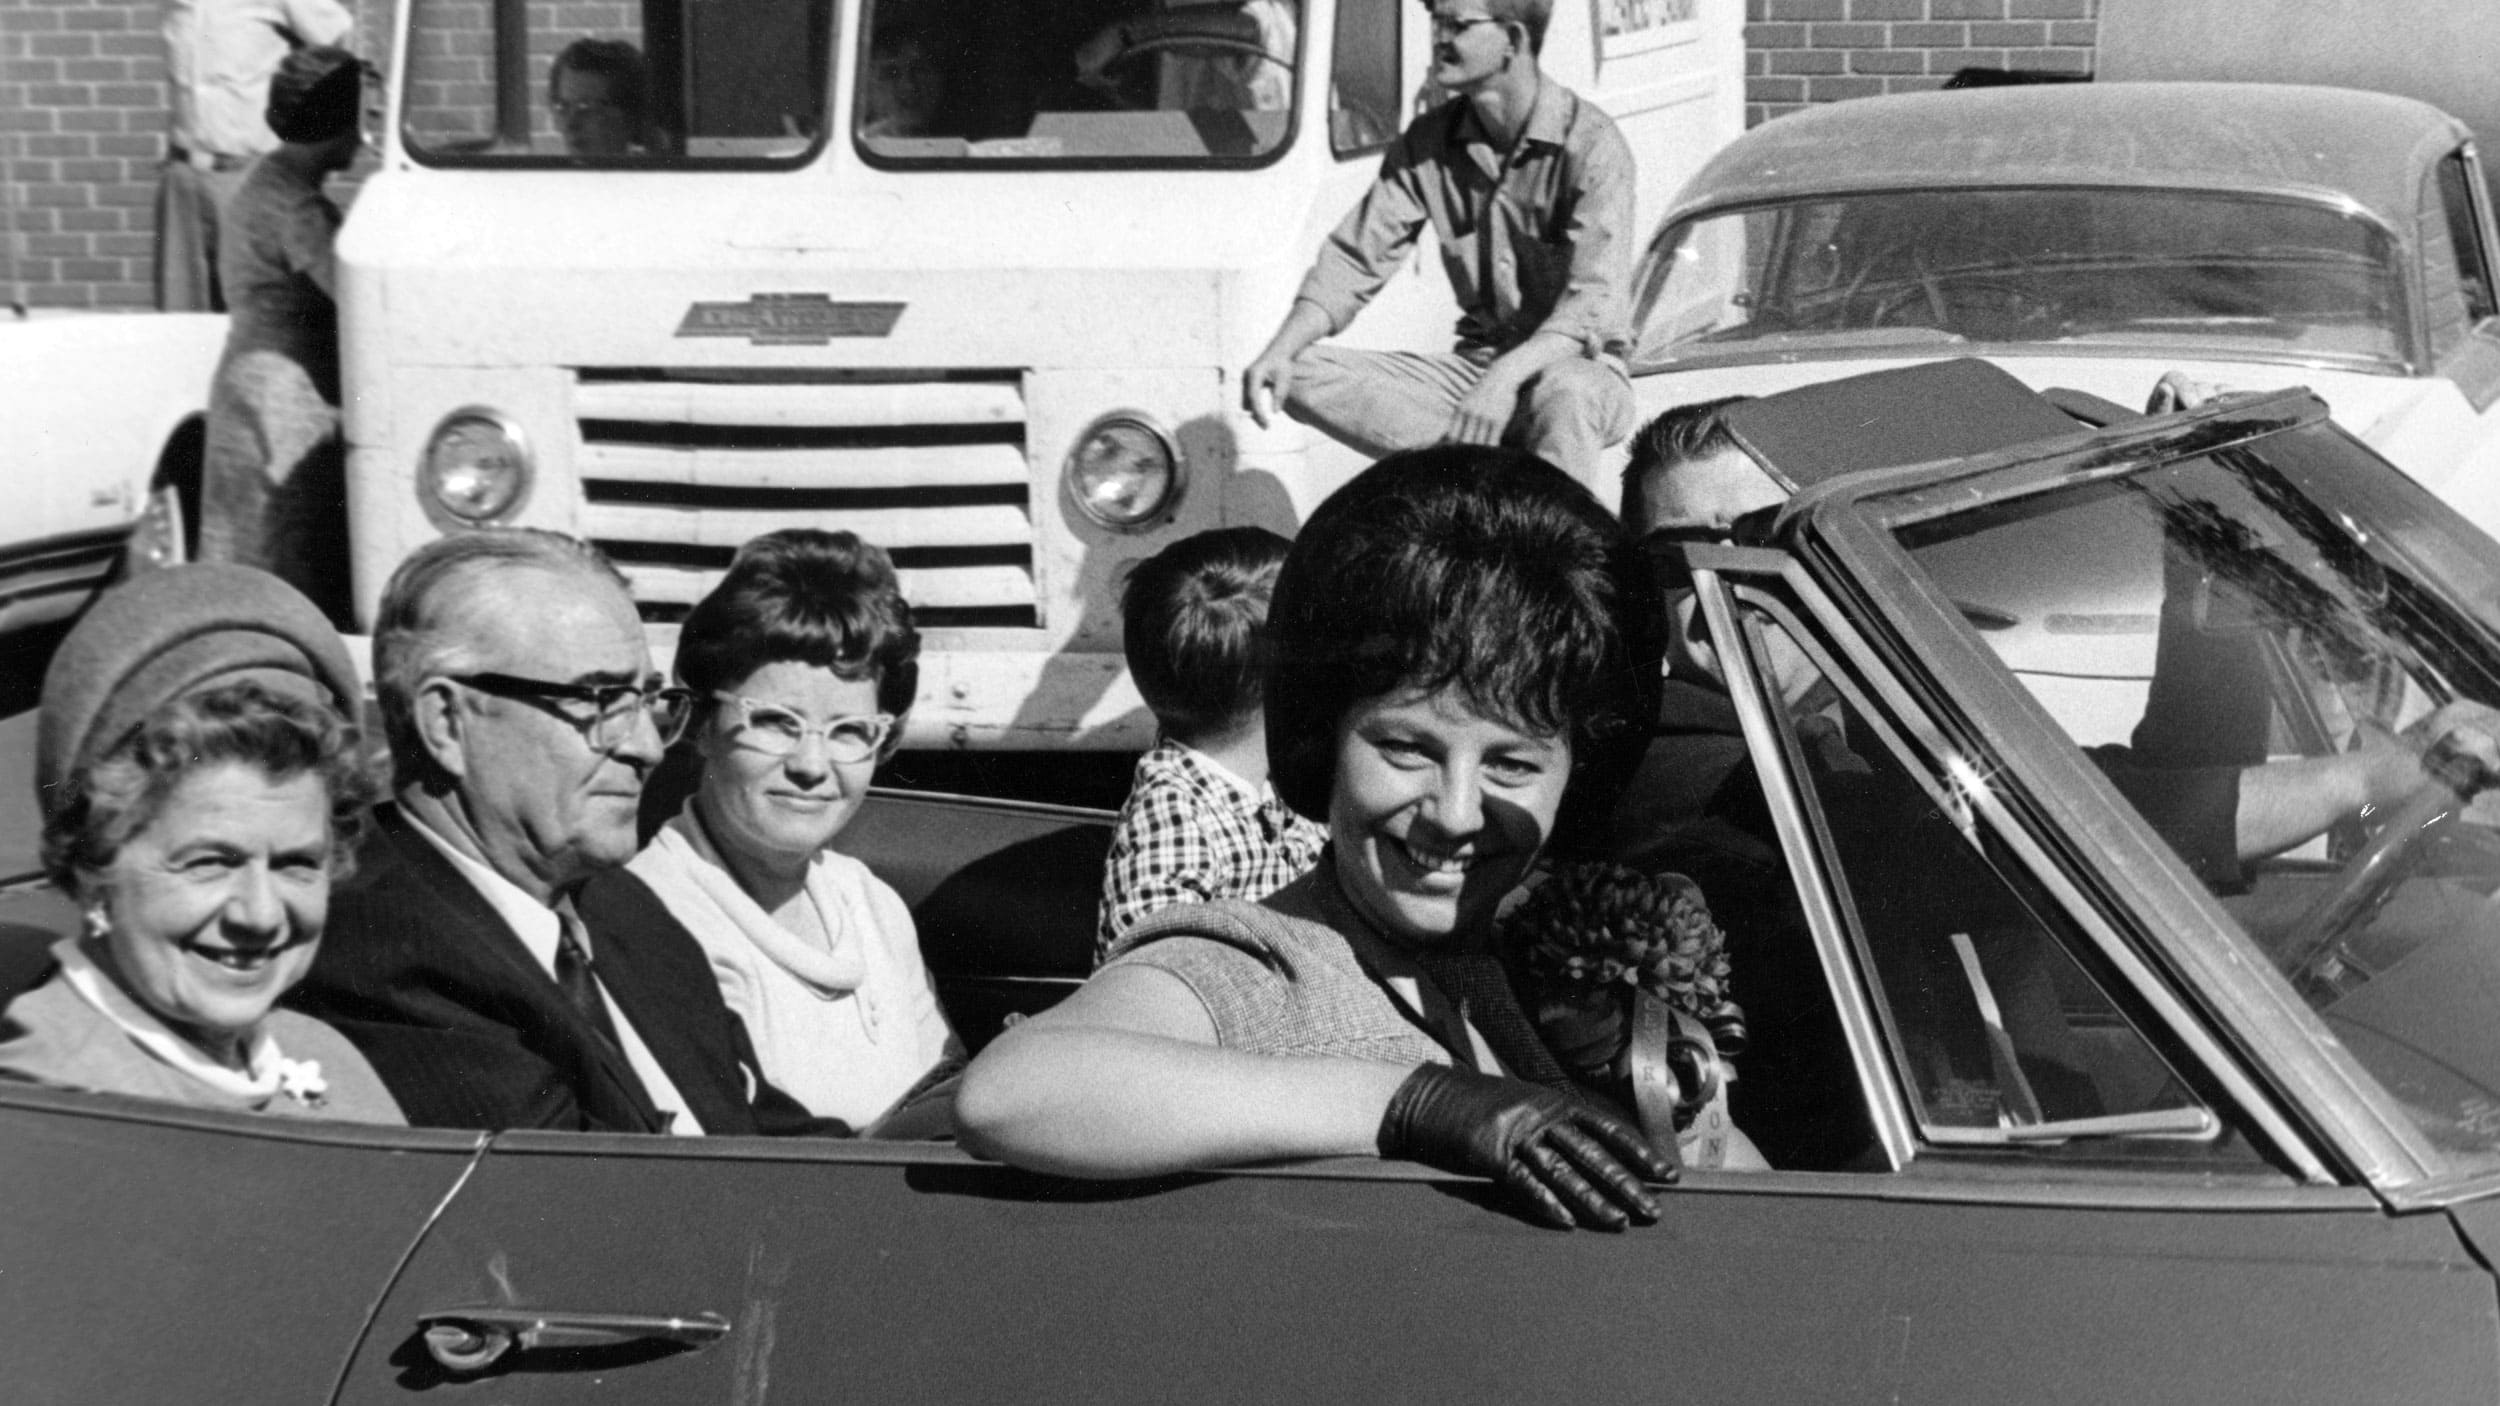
[339,0,1742,749]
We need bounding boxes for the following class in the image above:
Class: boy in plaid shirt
[1096,528,1327,963]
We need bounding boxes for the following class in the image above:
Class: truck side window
[1329,0,1397,156]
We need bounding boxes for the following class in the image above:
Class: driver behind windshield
[1618,394,2500,896]
[1073,0,1296,111]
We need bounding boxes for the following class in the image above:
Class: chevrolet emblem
[675,294,904,345]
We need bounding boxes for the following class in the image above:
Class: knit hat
[37,564,361,821]
[266,45,366,145]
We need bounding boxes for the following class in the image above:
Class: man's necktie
[553,904,625,1054]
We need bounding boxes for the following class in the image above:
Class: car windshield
[1633,189,2408,372]
[1895,430,2500,1169]
[399,0,1304,165]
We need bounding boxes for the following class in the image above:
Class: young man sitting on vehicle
[1239,0,1635,492]
[1096,527,1325,964]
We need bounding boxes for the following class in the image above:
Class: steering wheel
[2280,779,2472,997]
[1087,32,1294,111]
[1838,242,1947,329]
[1851,239,2060,336]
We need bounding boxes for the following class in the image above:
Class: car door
[325,1123,2498,1404]
[0,1082,480,1403]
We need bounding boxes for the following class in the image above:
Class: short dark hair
[550,37,652,118]
[1621,395,1752,524]
[675,529,920,722]
[266,44,364,144]
[1121,527,1293,743]
[1265,446,1664,848]
[44,680,374,890]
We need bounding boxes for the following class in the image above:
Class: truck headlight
[1067,414,1181,529]
[420,408,532,524]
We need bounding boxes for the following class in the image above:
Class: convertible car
[1628,82,2500,539]
[11,359,2500,1401]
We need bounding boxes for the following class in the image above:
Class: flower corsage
[1503,863,1747,1135]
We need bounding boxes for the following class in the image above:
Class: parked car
[1627,82,2500,537]
[0,311,225,639]
[11,359,2500,1402]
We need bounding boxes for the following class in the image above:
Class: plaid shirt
[1096,739,1327,965]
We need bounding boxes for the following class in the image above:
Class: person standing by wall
[197,45,363,625]
[157,0,354,311]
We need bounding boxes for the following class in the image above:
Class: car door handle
[418,1306,732,1374]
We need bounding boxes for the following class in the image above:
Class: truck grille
[572,370,1037,627]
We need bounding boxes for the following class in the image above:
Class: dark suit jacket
[289,803,835,1136]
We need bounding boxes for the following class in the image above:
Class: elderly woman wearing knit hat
[0,564,401,1121]
[198,43,368,626]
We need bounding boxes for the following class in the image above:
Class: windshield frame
[1627,185,2423,377]
[1784,391,2500,1194]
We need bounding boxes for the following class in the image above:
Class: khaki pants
[155,158,249,312]
[1284,344,1633,493]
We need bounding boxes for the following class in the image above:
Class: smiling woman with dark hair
[620,528,961,1131]
[958,445,1674,1229]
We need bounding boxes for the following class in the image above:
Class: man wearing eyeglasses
[290,528,830,1135]
[1240,0,1636,494]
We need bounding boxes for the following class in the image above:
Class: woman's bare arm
[953,963,1412,1177]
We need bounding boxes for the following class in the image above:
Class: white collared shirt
[401,812,707,1136]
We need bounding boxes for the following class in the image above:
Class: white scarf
[642,803,867,1001]
[56,939,329,1107]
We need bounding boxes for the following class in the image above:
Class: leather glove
[1377,1063,1676,1230]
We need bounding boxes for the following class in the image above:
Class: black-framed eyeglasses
[712,693,896,764]
[451,672,694,750]
[1428,13,1504,38]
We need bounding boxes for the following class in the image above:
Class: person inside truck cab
[550,38,660,157]
[862,22,950,137]
[1073,0,1297,112]
[1241,0,1635,490]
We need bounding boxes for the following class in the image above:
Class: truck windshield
[856,0,1301,164]
[400,0,1304,166]
[1632,188,2408,371]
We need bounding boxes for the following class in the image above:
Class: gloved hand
[1377,1063,1676,1230]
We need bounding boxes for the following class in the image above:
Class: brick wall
[0,0,393,309]
[1745,0,2096,126]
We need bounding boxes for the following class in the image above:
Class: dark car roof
[1724,359,2089,493]
[1665,82,2466,229]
